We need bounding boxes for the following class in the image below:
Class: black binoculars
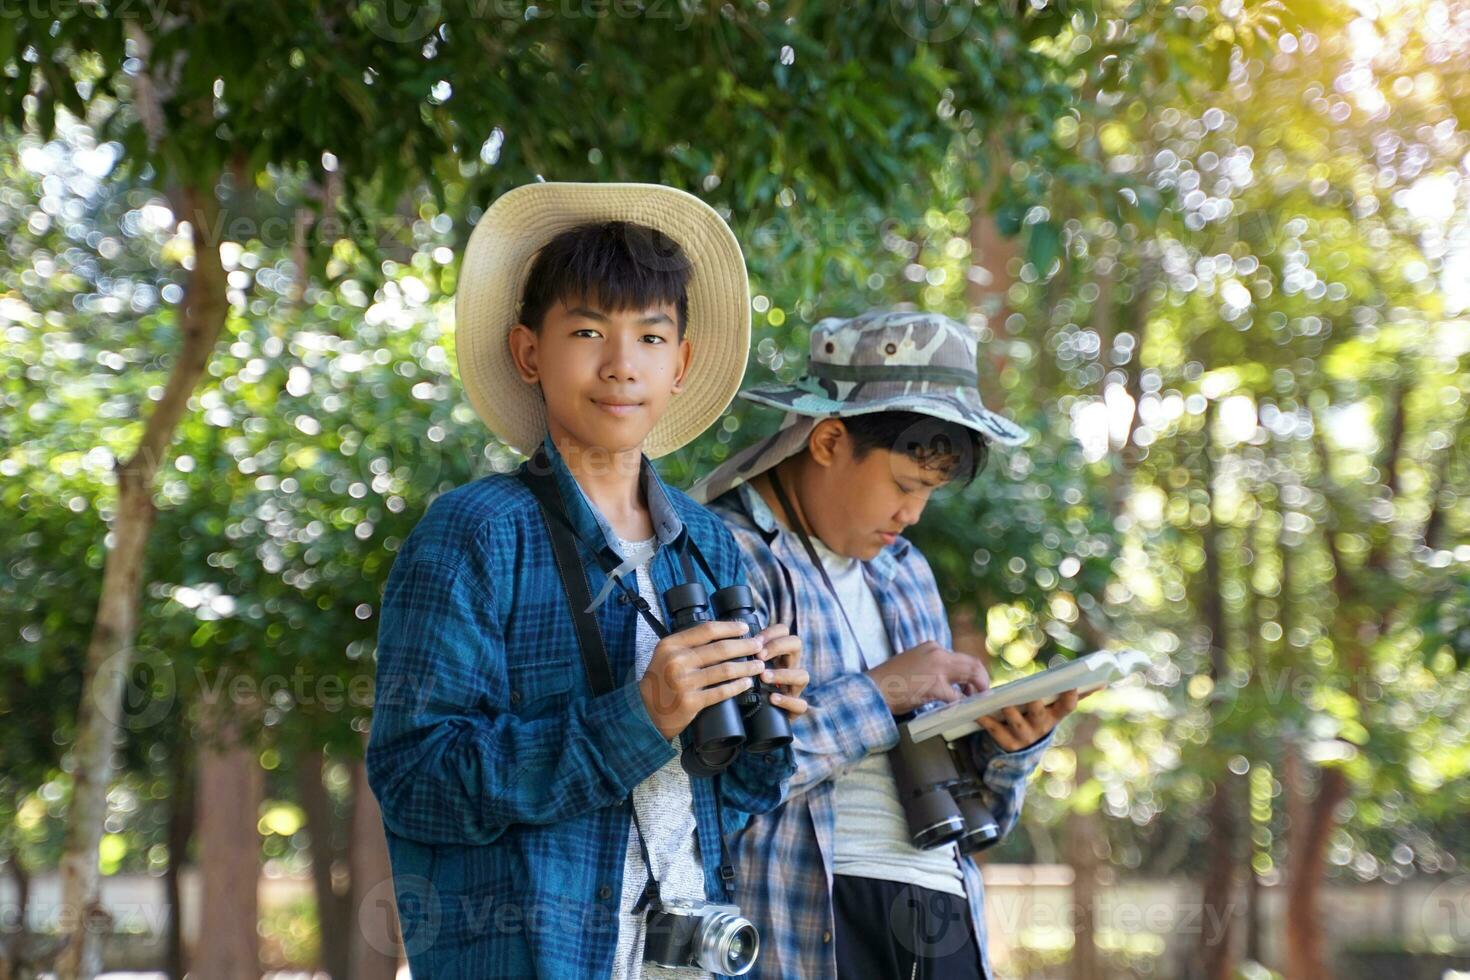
[890,716,1001,853]
[662,582,795,776]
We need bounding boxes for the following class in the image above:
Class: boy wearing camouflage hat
[691,309,1083,979]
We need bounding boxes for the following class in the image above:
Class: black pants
[832,874,985,980]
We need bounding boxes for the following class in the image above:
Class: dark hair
[518,221,692,337]
[840,411,991,486]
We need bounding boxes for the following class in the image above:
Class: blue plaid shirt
[367,438,795,979]
[706,482,1052,980]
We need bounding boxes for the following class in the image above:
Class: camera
[889,714,1001,853]
[643,899,760,976]
[662,582,793,776]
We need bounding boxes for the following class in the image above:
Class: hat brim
[455,182,751,458]
[688,414,819,504]
[738,383,1029,446]
[688,383,1028,505]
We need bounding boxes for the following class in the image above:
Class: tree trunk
[1245,864,1264,966]
[195,708,263,980]
[297,751,351,979]
[1199,779,1243,980]
[966,205,1019,392]
[165,737,195,980]
[1294,417,1383,980]
[1,851,32,978]
[1283,750,1349,980]
[1067,714,1104,980]
[1197,412,1242,980]
[55,183,228,980]
[349,756,402,980]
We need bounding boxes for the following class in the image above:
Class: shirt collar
[539,436,685,559]
[731,480,909,584]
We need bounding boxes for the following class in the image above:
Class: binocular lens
[909,788,967,850]
[681,741,742,777]
[671,582,794,774]
[956,795,1001,852]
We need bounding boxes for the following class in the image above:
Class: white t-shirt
[809,536,965,897]
[610,535,711,980]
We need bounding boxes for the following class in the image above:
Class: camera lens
[695,909,760,976]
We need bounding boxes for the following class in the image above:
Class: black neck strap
[767,468,874,672]
[521,448,723,636]
[517,455,737,902]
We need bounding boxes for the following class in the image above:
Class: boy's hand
[639,620,767,740]
[975,691,1084,752]
[753,623,810,716]
[866,641,990,714]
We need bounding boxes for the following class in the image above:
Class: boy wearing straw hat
[367,183,808,979]
[691,310,1082,979]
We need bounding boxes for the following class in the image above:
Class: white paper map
[905,648,1152,745]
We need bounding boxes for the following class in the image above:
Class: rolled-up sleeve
[964,729,1053,842]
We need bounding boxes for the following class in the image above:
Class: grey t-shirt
[609,535,711,980]
[810,536,965,897]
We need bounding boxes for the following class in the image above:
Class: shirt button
[509,690,522,706]
[598,885,613,900]
[822,930,832,944]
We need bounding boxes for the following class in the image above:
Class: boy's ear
[808,418,848,467]
[508,323,540,383]
[670,337,693,394]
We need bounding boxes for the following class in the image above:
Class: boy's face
[803,425,950,561]
[509,298,692,458]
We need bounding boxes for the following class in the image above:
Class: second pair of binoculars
[662,582,794,776]
[890,716,1001,854]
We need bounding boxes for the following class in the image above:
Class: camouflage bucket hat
[690,309,1027,503]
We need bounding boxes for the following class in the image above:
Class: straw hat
[454,182,751,458]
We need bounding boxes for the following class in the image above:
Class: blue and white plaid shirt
[367,438,795,979]
[707,482,1051,980]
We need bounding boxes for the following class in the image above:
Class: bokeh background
[2,1,1468,978]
